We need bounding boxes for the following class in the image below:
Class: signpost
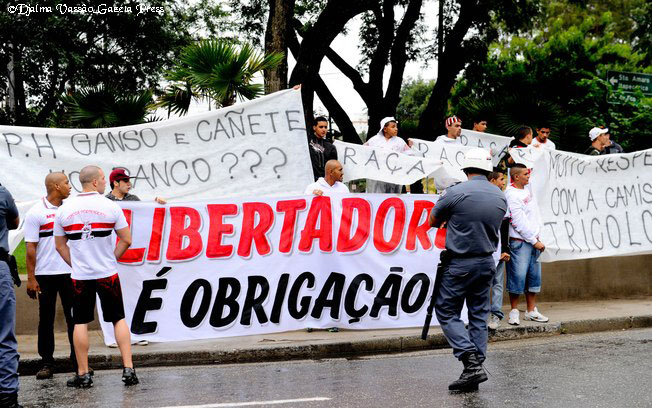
[607,70,652,103]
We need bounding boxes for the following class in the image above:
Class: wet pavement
[18,328,652,407]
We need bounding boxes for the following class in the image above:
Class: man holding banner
[428,148,507,391]
[364,117,413,193]
[435,116,463,144]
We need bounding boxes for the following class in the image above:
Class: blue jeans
[435,256,495,362]
[490,261,505,319]
[0,261,19,394]
[506,240,542,294]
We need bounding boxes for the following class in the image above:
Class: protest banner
[410,131,511,168]
[530,149,652,262]
[99,194,453,344]
[334,140,449,185]
[0,89,313,202]
[460,129,513,164]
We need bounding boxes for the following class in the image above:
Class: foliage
[0,0,229,126]
[157,40,284,114]
[395,78,434,139]
[450,10,652,153]
[59,86,155,128]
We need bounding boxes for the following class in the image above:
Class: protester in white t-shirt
[54,165,139,388]
[304,160,349,196]
[504,164,549,326]
[364,117,412,193]
[434,116,463,144]
[531,126,556,150]
[24,172,77,380]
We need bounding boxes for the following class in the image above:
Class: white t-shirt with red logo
[54,192,128,280]
[24,197,72,276]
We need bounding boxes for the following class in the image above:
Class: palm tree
[157,39,284,116]
[60,86,155,128]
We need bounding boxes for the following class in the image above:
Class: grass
[13,240,27,275]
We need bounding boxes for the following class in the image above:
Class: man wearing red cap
[106,168,165,204]
[435,116,463,144]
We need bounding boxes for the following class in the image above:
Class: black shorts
[71,274,126,324]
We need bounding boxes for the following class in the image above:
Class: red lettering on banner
[337,198,371,252]
[276,199,307,253]
[373,198,406,253]
[237,203,274,257]
[299,196,333,252]
[118,209,146,263]
[146,207,166,262]
[206,204,238,258]
[166,207,203,261]
[405,201,434,251]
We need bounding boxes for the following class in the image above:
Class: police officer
[428,148,507,391]
[0,182,21,407]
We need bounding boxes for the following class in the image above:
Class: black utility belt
[444,250,492,259]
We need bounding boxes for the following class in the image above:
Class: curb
[18,314,652,376]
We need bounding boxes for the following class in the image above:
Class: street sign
[607,70,652,103]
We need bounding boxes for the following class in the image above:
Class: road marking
[159,397,331,408]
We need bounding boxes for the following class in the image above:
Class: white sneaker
[488,314,501,330]
[508,309,520,325]
[108,343,118,348]
[524,307,549,323]
[135,339,149,346]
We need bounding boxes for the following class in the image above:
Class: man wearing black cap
[106,168,165,204]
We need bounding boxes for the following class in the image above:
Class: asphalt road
[18,328,652,408]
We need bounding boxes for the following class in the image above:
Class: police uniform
[0,185,20,406]
[431,174,506,388]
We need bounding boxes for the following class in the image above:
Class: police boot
[0,392,23,408]
[448,352,488,391]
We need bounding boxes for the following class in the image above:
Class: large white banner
[531,149,652,262]
[0,89,313,202]
[334,140,447,185]
[100,194,450,343]
[460,129,513,164]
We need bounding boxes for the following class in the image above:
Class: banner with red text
[100,194,452,343]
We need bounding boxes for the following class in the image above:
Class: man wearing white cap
[585,127,610,155]
[363,117,412,193]
[435,116,463,144]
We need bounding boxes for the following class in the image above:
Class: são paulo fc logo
[81,222,94,241]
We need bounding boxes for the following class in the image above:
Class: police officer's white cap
[461,148,493,172]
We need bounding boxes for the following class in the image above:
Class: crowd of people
[304,113,626,391]
[0,113,629,406]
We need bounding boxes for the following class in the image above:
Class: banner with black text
[100,194,451,343]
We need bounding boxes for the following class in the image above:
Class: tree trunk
[289,0,377,129]
[6,43,27,125]
[264,0,295,94]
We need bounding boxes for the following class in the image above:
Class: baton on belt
[422,250,447,340]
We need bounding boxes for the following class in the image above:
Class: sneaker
[67,373,93,388]
[524,307,549,323]
[328,327,339,333]
[36,365,54,380]
[508,309,520,325]
[108,343,118,348]
[135,339,149,346]
[488,315,501,330]
[122,367,139,386]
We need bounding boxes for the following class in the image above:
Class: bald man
[304,160,349,196]
[24,172,77,380]
[54,166,138,388]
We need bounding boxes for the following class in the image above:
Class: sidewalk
[17,298,652,375]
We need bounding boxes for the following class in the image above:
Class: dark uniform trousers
[434,254,495,362]
[36,274,77,369]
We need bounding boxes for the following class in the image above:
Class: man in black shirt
[308,117,338,181]
[106,168,165,204]
[585,127,609,156]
